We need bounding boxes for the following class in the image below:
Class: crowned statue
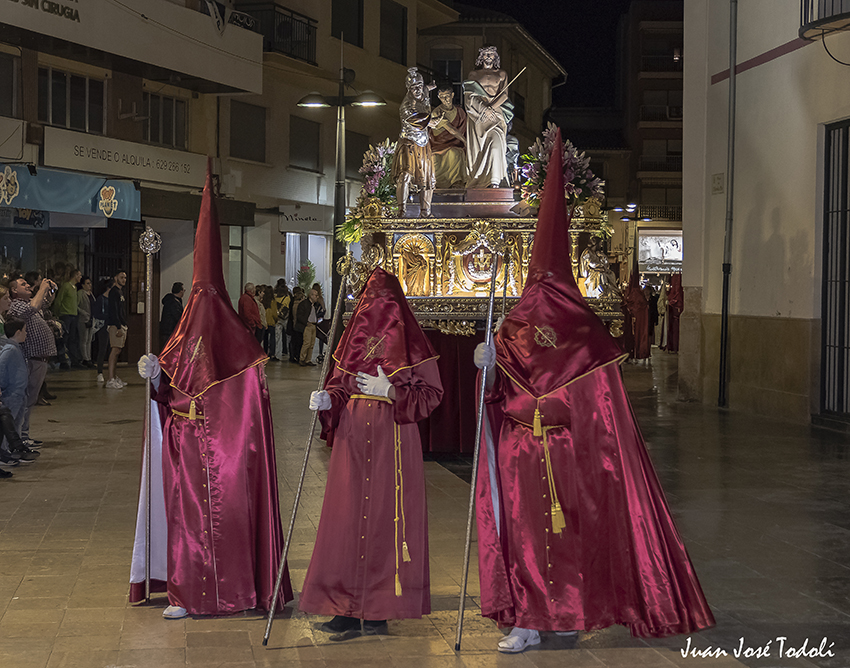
[580,236,621,299]
[463,45,514,189]
[428,82,467,190]
[391,67,437,218]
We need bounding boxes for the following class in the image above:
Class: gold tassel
[395,573,403,597]
[533,407,542,437]
[551,502,566,535]
[402,541,411,563]
[189,400,197,420]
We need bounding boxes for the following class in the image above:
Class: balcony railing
[240,4,317,65]
[800,0,850,39]
[639,205,682,221]
[639,105,683,122]
[639,155,683,172]
[640,55,684,73]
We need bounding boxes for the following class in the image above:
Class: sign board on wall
[44,127,206,188]
[278,205,330,233]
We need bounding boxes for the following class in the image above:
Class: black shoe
[23,439,43,449]
[13,449,39,463]
[320,615,360,634]
[363,620,388,635]
[43,390,57,399]
[59,363,70,370]
[0,452,20,467]
[0,468,12,479]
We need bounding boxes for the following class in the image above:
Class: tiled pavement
[0,349,847,667]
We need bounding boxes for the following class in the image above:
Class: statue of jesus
[463,46,514,189]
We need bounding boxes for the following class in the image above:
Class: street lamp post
[609,203,652,282]
[297,44,385,344]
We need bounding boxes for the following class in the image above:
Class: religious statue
[429,83,467,189]
[391,67,437,218]
[463,45,514,189]
[580,236,621,298]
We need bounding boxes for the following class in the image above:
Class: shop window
[37,67,106,133]
[380,0,407,66]
[230,100,266,163]
[143,92,187,149]
[346,131,371,180]
[332,0,363,48]
[289,115,321,172]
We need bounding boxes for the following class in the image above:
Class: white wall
[684,0,850,320]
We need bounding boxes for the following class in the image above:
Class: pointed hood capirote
[332,267,438,378]
[494,128,625,397]
[158,158,266,398]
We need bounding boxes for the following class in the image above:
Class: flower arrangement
[336,138,398,245]
[519,122,605,210]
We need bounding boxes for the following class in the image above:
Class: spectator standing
[255,285,268,345]
[0,285,11,342]
[262,287,277,359]
[295,288,319,366]
[7,274,56,446]
[0,317,39,469]
[238,283,264,342]
[311,283,327,363]
[273,280,291,361]
[76,276,95,367]
[288,287,305,363]
[54,266,82,368]
[93,277,112,383]
[159,282,184,350]
[105,269,129,389]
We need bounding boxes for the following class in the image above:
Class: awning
[0,164,141,227]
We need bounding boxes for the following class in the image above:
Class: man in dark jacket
[105,269,129,390]
[159,282,185,350]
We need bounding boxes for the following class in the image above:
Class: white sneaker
[116,377,128,387]
[105,378,123,389]
[96,374,104,383]
[497,628,540,653]
[162,605,188,619]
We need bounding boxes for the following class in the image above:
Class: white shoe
[162,605,188,619]
[96,374,104,383]
[105,378,123,389]
[497,628,540,653]
[116,377,128,387]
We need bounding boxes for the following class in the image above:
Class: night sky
[457,0,634,107]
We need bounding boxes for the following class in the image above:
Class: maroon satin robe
[666,275,683,352]
[153,367,291,615]
[299,360,443,619]
[475,363,715,636]
[625,286,651,360]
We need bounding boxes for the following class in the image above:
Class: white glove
[309,390,331,411]
[356,365,392,397]
[474,342,496,371]
[138,354,161,380]
[494,315,505,333]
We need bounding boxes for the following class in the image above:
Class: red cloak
[625,270,651,360]
[665,273,683,353]
[474,131,714,636]
[299,268,443,619]
[130,160,291,614]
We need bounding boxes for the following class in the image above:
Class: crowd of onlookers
[0,266,130,479]
[237,279,327,367]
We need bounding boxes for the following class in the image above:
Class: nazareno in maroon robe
[625,270,651,360]
[130,160,291,614]
[474,131,714,636]
[665,273,683,352]
[299,268,443,620]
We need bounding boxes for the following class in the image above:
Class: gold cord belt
[172,399,204,420]
[511,408,567,535]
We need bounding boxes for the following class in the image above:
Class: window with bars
[142,92,187,149]
[821,121,850,417]
[37,67,105,133]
